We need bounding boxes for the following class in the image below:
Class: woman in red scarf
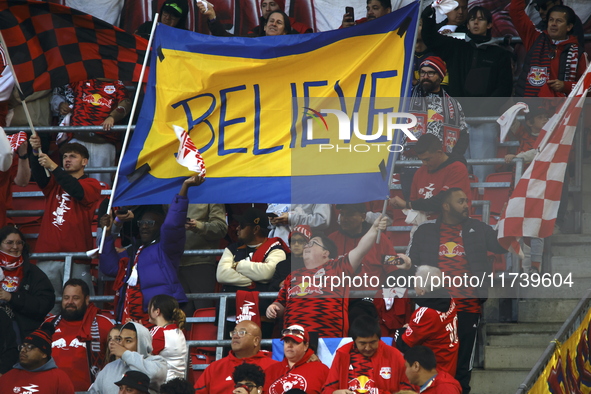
[0,226,54,342]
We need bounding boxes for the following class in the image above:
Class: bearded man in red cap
[397,55,468,201]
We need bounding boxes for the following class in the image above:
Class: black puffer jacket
[6,259,55,342]
[421,6,513,115]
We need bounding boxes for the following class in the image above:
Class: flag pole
[376,1,422,244]
[98,14,159,254]
[0,32,50,176]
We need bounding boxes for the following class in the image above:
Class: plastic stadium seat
[237,0,260,36]
[288,0,316,32]
[189,307,218,354]
[119,0,152,34]
[483,172,513,216]
[11,182,45,225]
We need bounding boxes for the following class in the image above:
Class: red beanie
[420,56,447,79]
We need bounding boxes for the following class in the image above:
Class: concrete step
[551,255,591,278]
[486,331,553,347]
[517,299,579,323]
[550,234,591,255]
[486,322,562,335]
[483,345,546,370]
[485,323,560,347]
[471,368,528,394]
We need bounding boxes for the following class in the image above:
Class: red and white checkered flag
[497,64,591,255]
[173,125,206,176]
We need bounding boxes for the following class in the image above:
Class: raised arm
[348,215,388,271]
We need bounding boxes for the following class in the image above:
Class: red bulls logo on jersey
[83,94,113,107]
[349,375,377,393]
[527,67,549,87]
[439,242,465,258]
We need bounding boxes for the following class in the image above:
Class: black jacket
[7,260,55,342]
[421,6,513,115]
[0,307,17,373]
[407,217,507,298]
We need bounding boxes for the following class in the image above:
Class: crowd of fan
[0,0,590,393]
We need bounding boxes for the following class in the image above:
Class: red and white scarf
[0,250,24,280]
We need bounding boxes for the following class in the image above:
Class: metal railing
[515,288,591,394]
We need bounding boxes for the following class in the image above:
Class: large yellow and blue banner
[529,306,591,394]
[114,2,419,204]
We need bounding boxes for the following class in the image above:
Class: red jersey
[0,363,75,394]
[276,255,354,338]
[264,349,329,394]
[438,223,481,313]
[44,308,114,391]
[322,341,410,394]
[194,350,279,393]
[0,156,17,227]
[70,79,128,143]
[421,371,462,394]
[37,175,101,255]
[410,160,471,218]
[401,298,459,376]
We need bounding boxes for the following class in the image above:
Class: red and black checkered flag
[0,0,148,98]
[497,63,591,255]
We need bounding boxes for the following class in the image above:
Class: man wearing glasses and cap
[264,324,328,394]
[195,320,279,393]
[0,323,74,393]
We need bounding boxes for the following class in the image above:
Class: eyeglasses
[230,329,253,338]
[304,240,328,250]
[2,240,25,247]
[281,328,304,337]
[18,344,37,352]
[419,70,437,77]
[137,220,156,228]
[234,383,257,391]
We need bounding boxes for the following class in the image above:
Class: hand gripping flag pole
[98,15,159,255]
[0,32,49,176]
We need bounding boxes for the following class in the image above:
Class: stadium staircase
[470,159,591,394]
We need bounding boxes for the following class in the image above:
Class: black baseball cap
[115,371,150,393]
[234,208,270,229]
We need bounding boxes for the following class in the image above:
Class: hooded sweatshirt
[194,350,279,393]
[0,358,74,394]
[88,322,167,394]
[264,348,329,394]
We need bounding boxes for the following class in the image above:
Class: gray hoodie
[88,322,167,394]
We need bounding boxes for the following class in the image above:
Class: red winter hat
[420,56,447,79]
[289,225,312,242]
